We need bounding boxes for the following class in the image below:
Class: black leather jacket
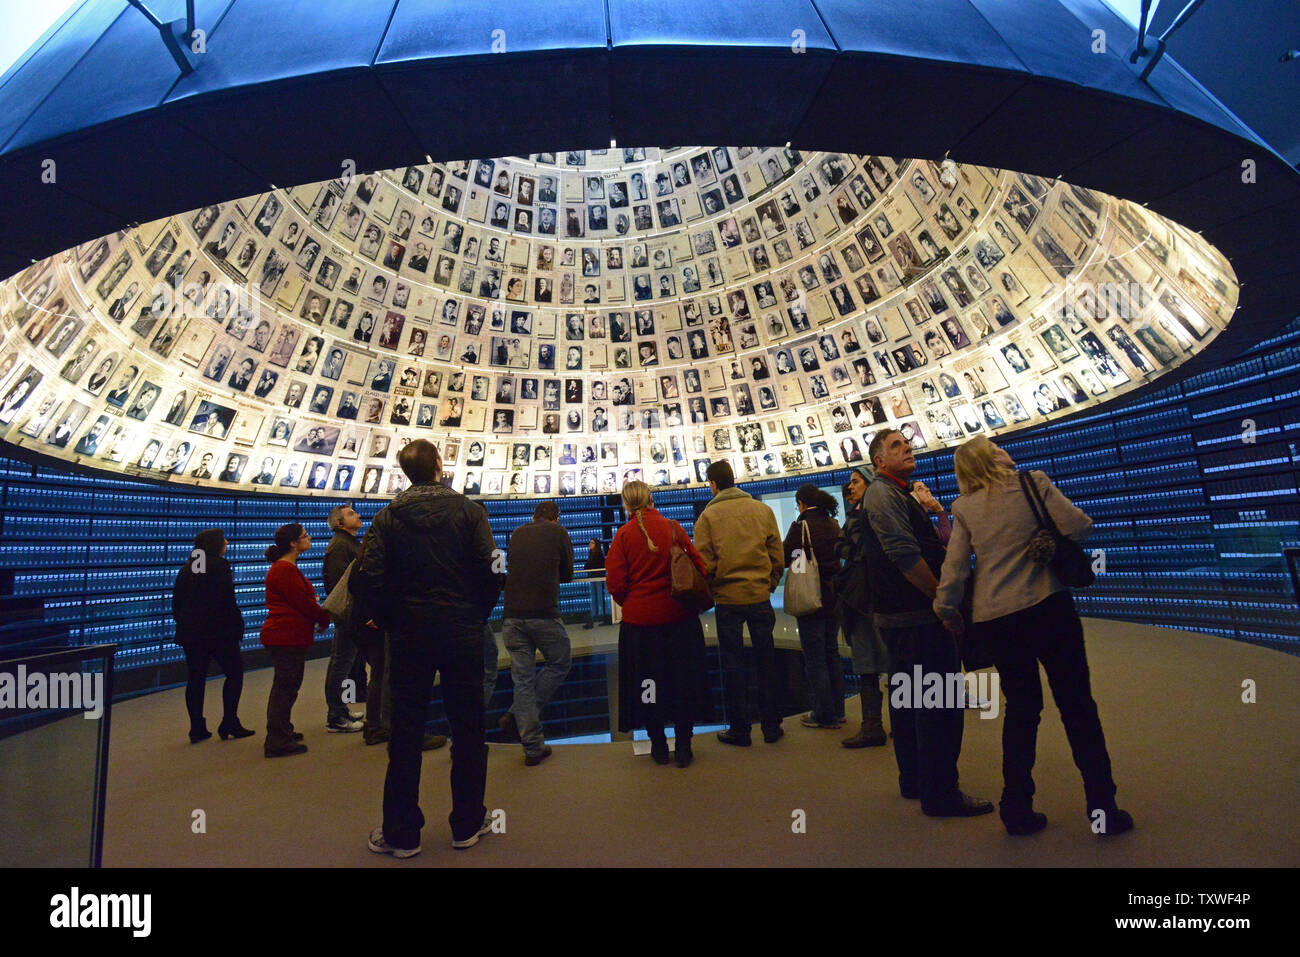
[351,482,502,633]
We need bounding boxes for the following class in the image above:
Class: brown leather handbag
[669,524,714,612]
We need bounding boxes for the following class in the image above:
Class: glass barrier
[0,643,115,867]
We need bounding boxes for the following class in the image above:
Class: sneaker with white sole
[368,827,421,859]
[451,815,493,850]
[327,716,364,733]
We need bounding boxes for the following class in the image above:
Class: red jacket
[605,507,707,626]
[260,560,331,647]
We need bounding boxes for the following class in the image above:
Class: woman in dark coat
[605,481,709,767]
[835,465,890,747]
[782,485,845,729]
[172,528,254,743]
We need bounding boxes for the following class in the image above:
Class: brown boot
[842,681,887,748]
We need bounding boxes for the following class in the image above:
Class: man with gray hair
[323,505,367,732]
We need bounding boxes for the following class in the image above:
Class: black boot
[648,727,670,765]
[675,733,693,768]
[189,721,212,744]
[218,717,256,740]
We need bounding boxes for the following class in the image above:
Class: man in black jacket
[353,440,502,856]
[860,429,992,818]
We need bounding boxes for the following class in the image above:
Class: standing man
[499,501,575,766]
[859,429,992,817]
[323,506,365,733]
[583,538,605,629]
[693,460,785,745]
[353,440,502,856]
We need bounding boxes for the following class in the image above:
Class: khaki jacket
[693,487,784,606]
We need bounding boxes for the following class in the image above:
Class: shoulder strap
[1019,471,1055,533]
[800,517,812,552]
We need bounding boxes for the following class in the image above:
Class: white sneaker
[451,815,493,850]
[368,827,420,859]
[327,716,365,733]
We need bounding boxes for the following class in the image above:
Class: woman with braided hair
[605,481,709,768]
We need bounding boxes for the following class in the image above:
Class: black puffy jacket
[350,482,502,633]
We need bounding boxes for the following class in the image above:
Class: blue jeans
[324,618,360,721]
[483,623,498,709]
[714,601,780,736]
[881,620,965,812]
[502,617,572,756]
[797,615,844,724]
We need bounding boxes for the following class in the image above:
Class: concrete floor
[19,616,1298,868]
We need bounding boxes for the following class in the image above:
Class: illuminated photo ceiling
[0,147,1238,497]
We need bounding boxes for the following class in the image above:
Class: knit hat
[853,464,875,483]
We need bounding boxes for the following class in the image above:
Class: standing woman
[783,485,846,729]
[172,528,254,743]
[933,436,1131,837]
[835,465,890,747]
[260,523,331,757]
[605,481,709,768]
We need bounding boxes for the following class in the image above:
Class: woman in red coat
[260,522,331,757]
[605,481,710,768]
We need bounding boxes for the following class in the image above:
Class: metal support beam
[125,0,199,76]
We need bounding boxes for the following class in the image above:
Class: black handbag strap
[1018,471,1058,535]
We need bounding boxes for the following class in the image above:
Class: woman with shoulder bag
[605,481,709,768]
[835,466,890,747]
[782,485,846,729]
[933,436,1132,837]
[171,528,254,743]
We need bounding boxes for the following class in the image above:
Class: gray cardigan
[933,470,1092,624]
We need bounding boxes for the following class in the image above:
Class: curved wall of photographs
[0,149,1239,498]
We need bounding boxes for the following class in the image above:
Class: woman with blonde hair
[933,436,1131,837]
[605,481,709,767]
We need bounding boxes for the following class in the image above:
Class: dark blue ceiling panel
[1147,0,1300,164]
[1063,116,1280,206]
[39,112,269,227]
[6,0,233,153]
[967,0,1163,107]
[610,46,835,149]
[1204,197,1300,282]
[608,0,834,50]
[796,57,1025,163]
[1149,164,1300,234]
[378,50,612,163]
[948,80,1161,183]
[0,0,129,150]
[607,0,835,148]
[810,0,1025,70]
[376,0,610,160]
[0,155,130,278]
[166,0,398,102]
[170,71,426,188]
[379,0,607,63]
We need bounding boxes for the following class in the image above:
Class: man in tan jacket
[694,460,785,745]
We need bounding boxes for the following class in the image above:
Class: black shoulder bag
[1019,472,1094,588]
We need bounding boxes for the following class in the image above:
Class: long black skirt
[616,616,711,734]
